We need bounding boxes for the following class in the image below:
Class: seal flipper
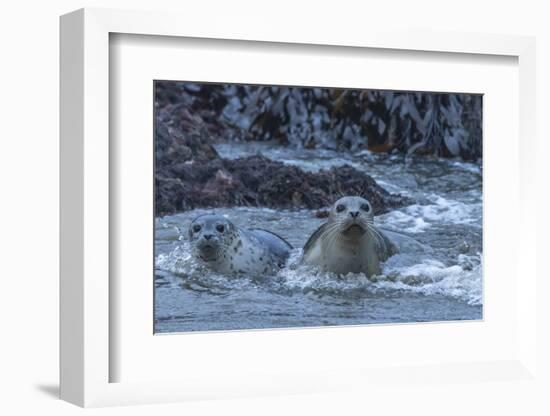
[379,228,429,255]
[370,225,398,261]
[303,222,328,255]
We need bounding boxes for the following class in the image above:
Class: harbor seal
[302,196,397,276]
[188,214,293,275]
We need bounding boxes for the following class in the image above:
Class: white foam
[277,250,483,306]
[413,194,479,224]
[156,244,194,278]
[379,210,430,233]
[378,255,482,305]
[380,193,481,233]
[450,160,482,175]
[156,225,482,307]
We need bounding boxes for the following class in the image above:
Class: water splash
[156,240,482,307]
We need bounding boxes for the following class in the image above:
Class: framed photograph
[153,80,483,334]
[60,8,540,408]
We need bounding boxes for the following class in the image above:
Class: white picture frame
[60,7,540,408]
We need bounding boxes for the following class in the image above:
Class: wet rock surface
[157,154,412,216]
[154,108,413,216]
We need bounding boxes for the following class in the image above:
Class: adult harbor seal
[188,214,293,275]
[302,196,397,277]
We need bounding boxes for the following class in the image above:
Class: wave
[379,194,481,233]
[156,243,482,307]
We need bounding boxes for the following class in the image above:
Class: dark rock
[155,154,413,217]
[315,210,330,218]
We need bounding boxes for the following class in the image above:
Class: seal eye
[192,224,201,233]
[216,224,225,233]
[336,204,346,213]
[361,203,370,212]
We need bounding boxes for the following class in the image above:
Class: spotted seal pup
[188,214,293,275]
[302,196,398,276]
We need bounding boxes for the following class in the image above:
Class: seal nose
[349,211,359,218]
[203,234,213,240]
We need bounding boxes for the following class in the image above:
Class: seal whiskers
[365,221,388,251]
[302,196,397,277]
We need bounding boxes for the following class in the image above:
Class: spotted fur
[188,214,292,276]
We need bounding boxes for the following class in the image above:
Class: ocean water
[155,143,482,333]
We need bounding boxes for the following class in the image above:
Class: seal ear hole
[336,204,346,213]
[361,203,371,212]
[192,224,202,233]
[216,224,225,233]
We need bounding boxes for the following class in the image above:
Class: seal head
[302,196,397,276]
[188,215,238,262]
